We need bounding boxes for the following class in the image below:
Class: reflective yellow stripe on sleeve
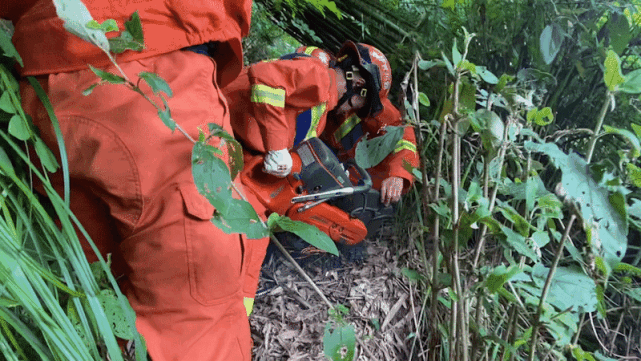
[303,46,320,55]
[304,103,327,140]
[394,139,418,154]
[333,114,362,143]
[251,84,285,108]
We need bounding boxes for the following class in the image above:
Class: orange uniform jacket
[224,57,339,153]
[1,0,248,87]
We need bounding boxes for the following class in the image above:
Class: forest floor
[250,234,423,361]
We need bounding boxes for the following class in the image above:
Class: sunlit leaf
[418,92,430,107]
[604,50,625,91]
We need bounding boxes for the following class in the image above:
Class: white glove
[263,149,293,177]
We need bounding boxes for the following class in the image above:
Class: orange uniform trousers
[21,50,269,361]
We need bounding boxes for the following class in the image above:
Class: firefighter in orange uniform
[296,45,419,206]
[2,1,265,360]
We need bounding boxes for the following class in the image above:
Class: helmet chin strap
[334,63,366,113]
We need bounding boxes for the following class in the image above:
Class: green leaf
[402,267,424,283]
[33,136,59,172]
[85,19,119,32]
[0,92,17,114]
[500,226,538,261]
[441,51,455,76]
[107,11,145,54]
[88,65,126,84]
[52,0,110,53]
[354,125,405,169]
[192,142,234,214]
[271,216,339,256]
[440,0,455,10]
[158,98,175,132]
[531,264,597,313]
[323,323,355,361]
[0,147,15,176]
[620,69,641,94]
[485,264,522,293]
[624,287,641,303]
[97,289,135,340]
[525,141,627,273]
[138,72,173,97]
[0,25,23,66]
[82,83,101,96]
[211,198,267,239]
[604,50,625,91]
[626,163,641,187]
[452,39,462,67]
[608,13,631,55]
[418,60,443,70]
[207,123,244,180]
[8,115,30,141]
[476,66,499,84]
[540,24,563,65]
[571,344,597,361]
[418,92,430,107]
[603,125,640,158]
[192,141,267,238]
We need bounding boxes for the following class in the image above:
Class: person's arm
[363,99,419,204]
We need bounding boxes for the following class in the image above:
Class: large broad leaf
[604,50,625,91]
[268,213,339,256]
[192,142,267,239]
[540,24,563,65]
[525,141,627,273]
[619,69,641,94]
[192,142,234,214]
[531,264,597,313]
[52,0,110,54]
[211,198,267,239]
[96,289,135,340]
[355,125,405,169]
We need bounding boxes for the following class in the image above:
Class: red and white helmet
[336,41,392,118]
[295,46,336,67]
